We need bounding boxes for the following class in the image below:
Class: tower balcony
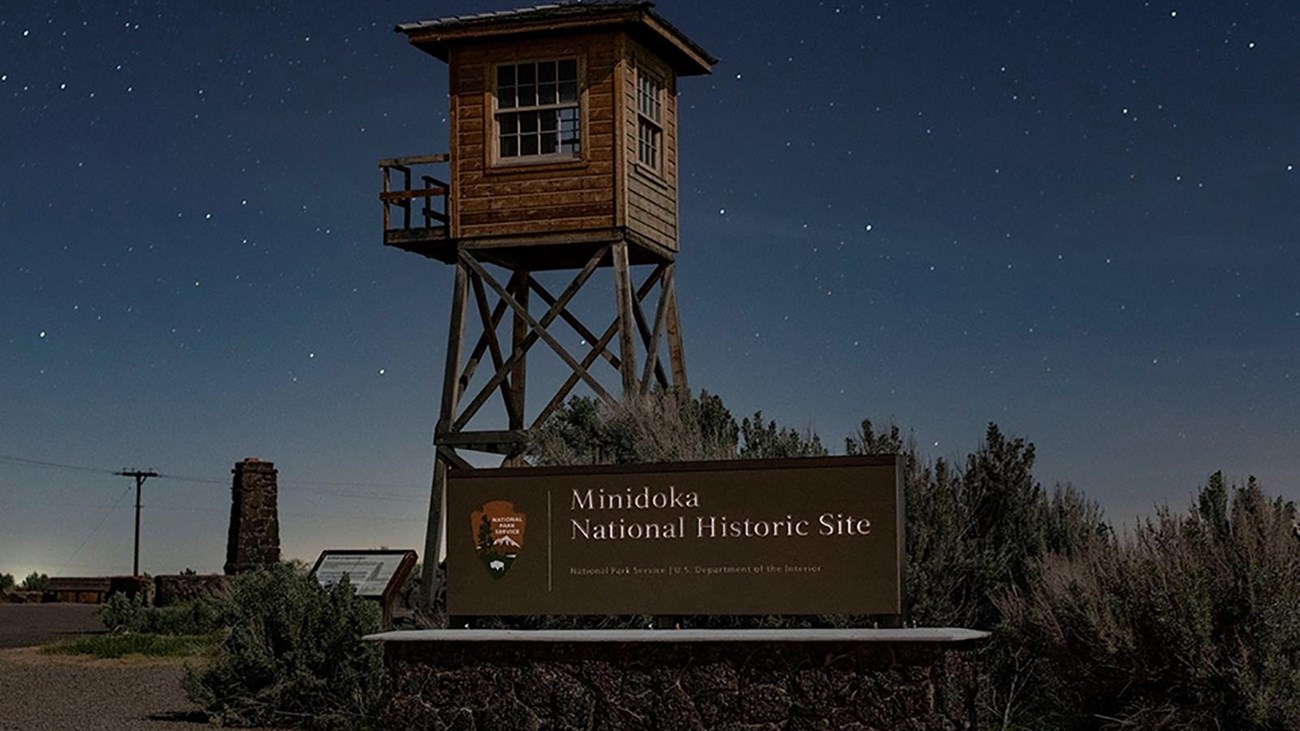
[380,153,454,263]
[379,150,679,271]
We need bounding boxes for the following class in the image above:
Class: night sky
[3,1,1298,578]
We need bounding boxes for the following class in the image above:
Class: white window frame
[492,58,582,164]
[635,63,665,175]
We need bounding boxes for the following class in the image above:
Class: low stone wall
[2,591,44,604]
[109,576,153,603]
[153,574,229,607]
[372,629,987,730]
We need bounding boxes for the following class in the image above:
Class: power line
[57,482,135,576]
[0,453,425,497]
[284,477,428,490]
[156,472,424,502]
[0,454,118,476]
[153,472,225,486]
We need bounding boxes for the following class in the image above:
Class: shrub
[0,573,13,592]
[100,593,226,636]
[847,419,1089,630]
[528,389,738,465]
[997,474,1300,729]
[19,572,48,591]
[184,564,385,729]
[739,410,827,458]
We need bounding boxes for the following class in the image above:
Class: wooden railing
[379,153,450,231]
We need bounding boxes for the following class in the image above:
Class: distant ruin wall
[154,574,229,607]
[224,458,280,575]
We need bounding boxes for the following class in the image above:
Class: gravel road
[0,604,104,648]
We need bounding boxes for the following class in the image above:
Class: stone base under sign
[368,629,988,730]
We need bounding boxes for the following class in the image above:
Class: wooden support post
[509,272,529,428]
[629,265,670,388]
[422,457,449,614]
[421,259,469,611]
[641,264,672,394]
[664,263,688,390]
[506,270,530,466]
[612,241,638,398]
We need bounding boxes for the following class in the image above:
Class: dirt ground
[0,605,207,730]
[0,647,205,730]
[0,605,306,730]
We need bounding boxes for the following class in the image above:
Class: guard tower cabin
[382,2,715,271]
[384,4,714,604]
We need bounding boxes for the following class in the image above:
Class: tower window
[636,66,663,172]
[495,59,580,160]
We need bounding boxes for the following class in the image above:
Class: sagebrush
[183,564,385,730]
[997,474,1300,729]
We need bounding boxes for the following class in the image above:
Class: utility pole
[115,470,158,576]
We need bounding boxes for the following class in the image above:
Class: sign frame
[446,455,903,618]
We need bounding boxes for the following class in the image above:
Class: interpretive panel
[446,456,902,615]
[312,549,417,598]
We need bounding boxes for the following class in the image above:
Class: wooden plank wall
[621,36,680,252]
[450,33,619,241]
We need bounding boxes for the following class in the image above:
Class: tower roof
[396,1,716,76]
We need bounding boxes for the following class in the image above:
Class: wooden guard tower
[380,2,715,605]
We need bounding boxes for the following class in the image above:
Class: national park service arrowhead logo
[471,500,526,579]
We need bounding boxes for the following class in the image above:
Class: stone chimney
[224,457,281,575]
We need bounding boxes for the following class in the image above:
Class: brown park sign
[446,455,902,616]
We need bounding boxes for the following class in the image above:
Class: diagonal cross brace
[530,264,667,430]
[458,280,513,393]
[629,280,670,388]
[528,277,623,374]
[469,271,523,428]
[451,247,611,432]
[462,252,616,408]
[640,264,673,394]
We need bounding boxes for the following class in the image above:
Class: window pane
[498,65,515,87]
[638,118,660,169]
[501,135,518,157]
[517,84,535,108]
[541,132,557,155]
[538,62,556,83]
[498,86,516,109]
[559,80,577,103]
[520,112,537,133]
[501,113,518,133]
[561,109,580,154]
[559,108,579,136]
[518,63,535,85]
[538,82,557,105]
[521,135,538,156]
[559,59,577,81]
[540,110,558,132]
